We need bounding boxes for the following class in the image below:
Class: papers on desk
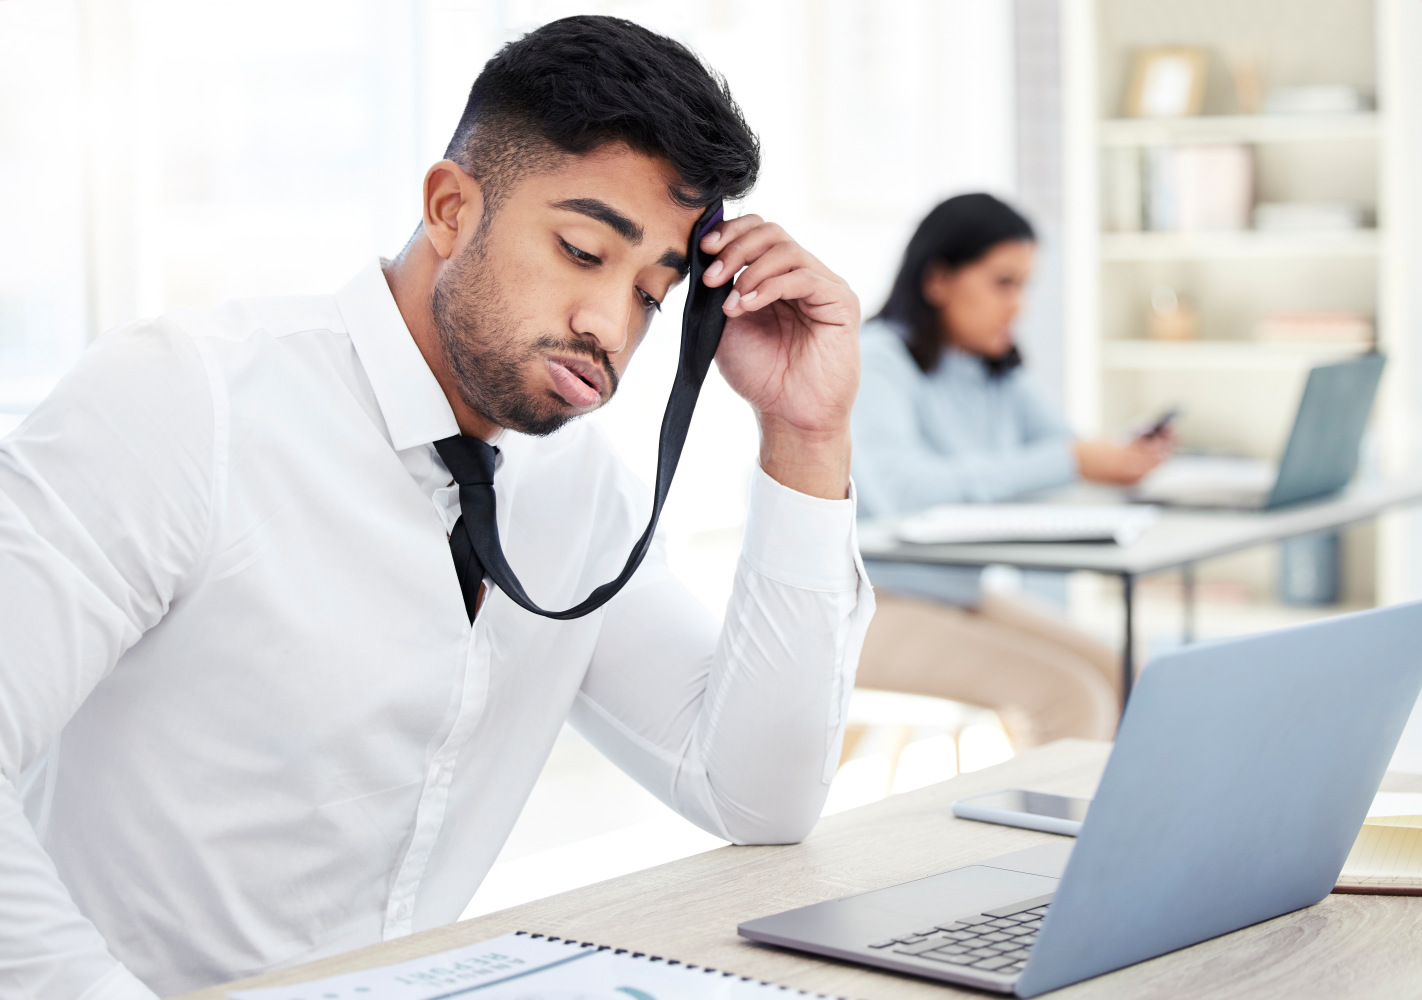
[894,504,1160,547]
[1336,792,1422,895]
[227,931,835,1000]
[1133,454,1276,506]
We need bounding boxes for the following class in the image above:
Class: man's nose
[569,287,631,355]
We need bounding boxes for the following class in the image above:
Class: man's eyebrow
[550,198,643,245]
[659,249,690,278]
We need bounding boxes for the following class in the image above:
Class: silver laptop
[1134,352,1386,510]
[738,600,1422,996]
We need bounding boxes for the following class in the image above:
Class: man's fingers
[700,213,762,260]
[726,268,815,314]
[727,242,811,299]
[702,220,792,286]
[704,222,787,286]
[701,216,849,299]
[725,269,852,323]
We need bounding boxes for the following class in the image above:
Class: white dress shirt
[0,262,873,1000]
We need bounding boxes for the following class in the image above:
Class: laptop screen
[1266,352,1386,509]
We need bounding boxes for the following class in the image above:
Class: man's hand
[1074,433,1174,486]
[700,215,860,500]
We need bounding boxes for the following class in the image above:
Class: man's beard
[430,235,619,437]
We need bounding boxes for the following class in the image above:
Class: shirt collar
[334,259,462,451]
[940,345,990,379]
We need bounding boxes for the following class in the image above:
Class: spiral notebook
[227,931,850,1000]
[1334,792,1422,895]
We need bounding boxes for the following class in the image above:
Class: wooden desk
[181,740,1422,1000]
[858,477,1422,700]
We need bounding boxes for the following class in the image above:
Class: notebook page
[1364,792,1422,828]
[1364,815,1422,830]
[228,932,827,1000]
[1338,824,1422,887]
[894,504,1159,546]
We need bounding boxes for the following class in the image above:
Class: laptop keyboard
[866,893,1053,976]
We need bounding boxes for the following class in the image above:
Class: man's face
[431,145,701,436]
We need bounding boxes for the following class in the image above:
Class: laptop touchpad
[854,865,1059,928]
[742,865,1059,951]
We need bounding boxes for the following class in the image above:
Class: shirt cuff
[1014,437,1078,497]
[741,464,861,591]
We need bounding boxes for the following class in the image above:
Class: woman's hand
[1074,432,1174,486]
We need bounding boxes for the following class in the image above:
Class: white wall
[0,2,90,415]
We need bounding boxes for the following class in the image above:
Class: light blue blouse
[851,321,1077,606]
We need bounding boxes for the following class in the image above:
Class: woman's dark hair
[444,16,760,215]
[875,193,1035,375]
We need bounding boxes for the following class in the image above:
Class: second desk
[858,477,1422,699]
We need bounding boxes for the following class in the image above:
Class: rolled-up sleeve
[571,466,873,844]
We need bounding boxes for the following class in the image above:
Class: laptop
[1133,352,1386,510]
[738,600,1422,996]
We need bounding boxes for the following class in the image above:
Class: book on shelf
[1145,144,1253,232]
[1262,84,1373,115]
[1253,201,1366,232]
[1255,311,1373,344]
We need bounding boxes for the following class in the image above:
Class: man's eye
[638,289,662,313]
[559,238,599,265]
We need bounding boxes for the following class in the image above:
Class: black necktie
[434,201,730,621]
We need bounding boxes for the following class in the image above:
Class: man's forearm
[574,465,874,847]
[695,467,872,842]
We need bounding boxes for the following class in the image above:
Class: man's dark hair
[445,16,760,215]
[876,193,1035,376]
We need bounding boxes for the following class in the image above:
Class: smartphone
[1138,406,1181,440]
[952,789,1091,837]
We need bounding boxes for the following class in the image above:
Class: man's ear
[423,160,486,260]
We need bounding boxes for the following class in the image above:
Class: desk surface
[857,477,1422,576]
[182,740,1422,1000]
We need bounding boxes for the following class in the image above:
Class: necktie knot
[434,435,498,488]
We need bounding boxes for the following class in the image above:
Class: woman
[851,193,1171,747]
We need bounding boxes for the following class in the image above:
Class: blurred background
[5,0,1422,918]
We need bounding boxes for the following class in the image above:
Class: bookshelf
[1061,0,1414,631]
[1100,229,1380,261]
[1099,112,1382,146]
[1101,340,1370,373]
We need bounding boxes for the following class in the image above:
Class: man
[0,15,871,1000]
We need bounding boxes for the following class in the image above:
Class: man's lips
[545,355,606,409]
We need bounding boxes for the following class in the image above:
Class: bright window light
[958,723,1015,773]
[823,754,892,816]
[891,734,960,794]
